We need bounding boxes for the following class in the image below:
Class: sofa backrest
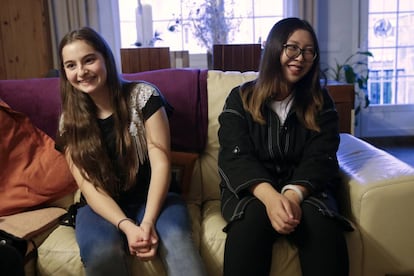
[0,68,209,154]
[0,78,60,139]
[201,70,259,201]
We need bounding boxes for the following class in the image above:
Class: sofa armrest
[337,133,414,275]
[0,207,66,240]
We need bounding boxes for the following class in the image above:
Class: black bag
[0,230,26,276]
[59,201,85,228]
[0,229,27,257]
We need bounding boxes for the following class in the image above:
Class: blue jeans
[75,193,206,276]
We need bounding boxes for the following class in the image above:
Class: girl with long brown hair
[57,27,205,276]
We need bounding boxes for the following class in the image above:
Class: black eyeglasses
[283,44,317,62]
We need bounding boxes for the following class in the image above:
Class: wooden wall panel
[327,82,355,134]
[0,24,6,79]
[120,47,170,73]
[213,44,262,72]
[0,0,53,79]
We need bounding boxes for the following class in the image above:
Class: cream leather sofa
[2,69,413,276]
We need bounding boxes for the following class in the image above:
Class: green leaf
[343,65,356,83]
[356,51,374,57]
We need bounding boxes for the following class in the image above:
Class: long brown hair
[241,17,324,131]
[58,27,138,198]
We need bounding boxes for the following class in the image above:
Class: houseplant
[185,0,239,67]
[325,51,373,116]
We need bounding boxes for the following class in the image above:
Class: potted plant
[185,0,239,67]
[325,51,373,116]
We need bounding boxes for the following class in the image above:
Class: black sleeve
[288,88,340,193]
[218,87,275,196]
[138,82,173,120]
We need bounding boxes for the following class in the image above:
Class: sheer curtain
[285,0,319,30]
[47,0,122,71]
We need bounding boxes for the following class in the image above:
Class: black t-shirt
[57,82,166,204]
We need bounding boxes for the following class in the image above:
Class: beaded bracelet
[117,218,135,231]
[281,184,304,202]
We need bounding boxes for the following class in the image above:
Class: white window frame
[356,0,414,137]
[119,0,286,53]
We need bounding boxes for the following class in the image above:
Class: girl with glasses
[218,17,351,276]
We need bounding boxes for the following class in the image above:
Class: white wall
[317,0,358,76]
[189,54,208,69]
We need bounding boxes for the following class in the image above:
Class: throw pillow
[0,101,77,216]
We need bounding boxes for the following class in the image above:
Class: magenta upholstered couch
[1,68,414,276]
[0,69,209,152]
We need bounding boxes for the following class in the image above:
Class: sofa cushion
[199,200,302,275]
[203,70,258,201]
[37,203,202,276]
[0,101,77,216]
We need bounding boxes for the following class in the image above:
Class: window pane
[402,76,414,103]
[231,18,254,44]
[367,0,414,105]
[399,12,414,46]
[369,0,397,12]
[254,17,283,45]
[255,0,283,16]
[150,0,181,21]
[223,0,252,16]
[368,14,397,48]
[399,0,414,12]
[119,0,284,53]
[120,22,139,47]
[119,0,137,21]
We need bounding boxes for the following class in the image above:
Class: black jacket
[218,83,352,230]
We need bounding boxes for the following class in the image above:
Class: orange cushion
[0,100,77,216]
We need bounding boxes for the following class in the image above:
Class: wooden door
[0,0,53,79]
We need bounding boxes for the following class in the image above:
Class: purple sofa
[0,68,209,153]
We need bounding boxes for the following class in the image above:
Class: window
[118,0,284,54]
[367,0,414,104]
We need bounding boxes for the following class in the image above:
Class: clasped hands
[124,221,159,261]
[265,190,302,235]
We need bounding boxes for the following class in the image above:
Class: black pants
[223,199,349,276]
[0,243,25,276]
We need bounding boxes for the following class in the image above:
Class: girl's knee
[157,194,191,228]
[83,245,129,275]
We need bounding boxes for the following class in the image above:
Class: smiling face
[280,29,315,87]
[62,40,108,96]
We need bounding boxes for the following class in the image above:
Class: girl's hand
[134,221,159,261]
[122,220,159,261]
[282,189,302,221]
[264,192,300,235]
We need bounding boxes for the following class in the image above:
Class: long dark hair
[241,17,324,131]
[58,27,138,198]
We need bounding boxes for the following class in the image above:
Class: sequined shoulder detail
[133,82,160,110]
[128,82,157,164]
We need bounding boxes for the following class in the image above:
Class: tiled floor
[381,146,414,167]
[362,136,414,167]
